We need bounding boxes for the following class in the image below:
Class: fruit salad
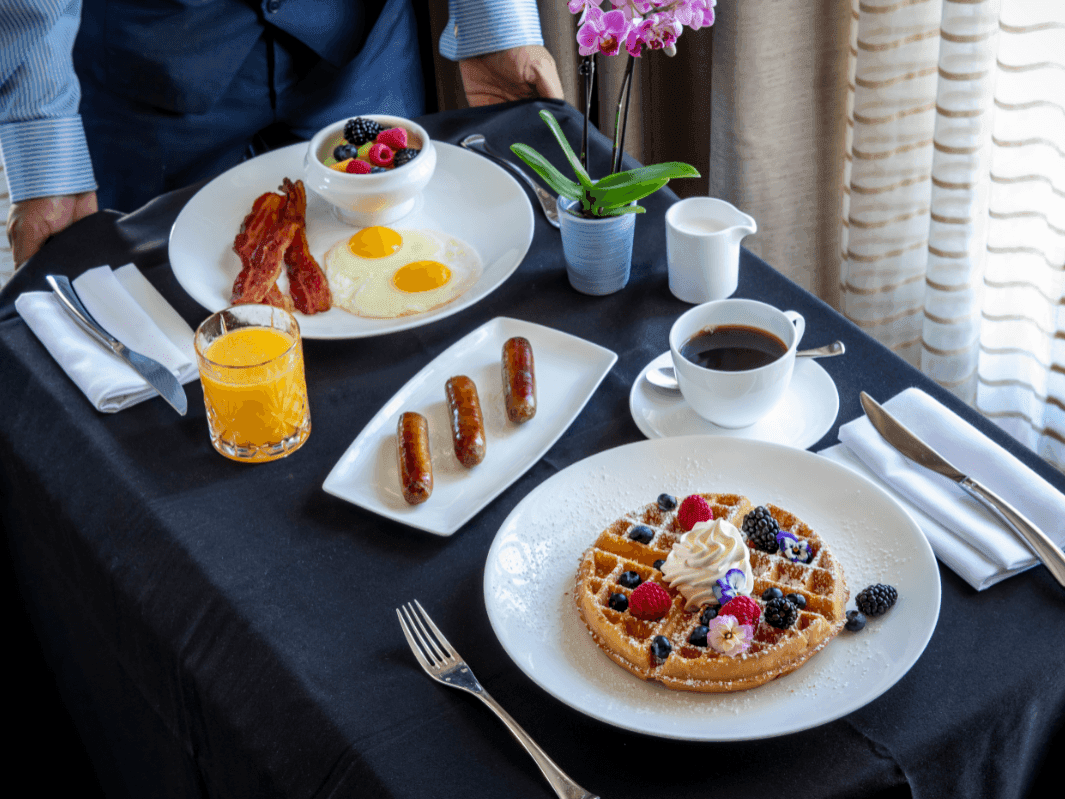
[322,117,423,175]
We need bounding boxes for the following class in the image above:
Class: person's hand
[459,45,564,107]
[6,191,99,268]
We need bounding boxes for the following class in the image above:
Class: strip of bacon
[234,192,284,264]
[231,220,300,305]
[285,225,332,314]
[260,283,294,312]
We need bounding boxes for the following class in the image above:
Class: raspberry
[628,581,671,620]
[368,142,394,167]
[345,159,372,174]
[719,595,760,627]
[376,126,408,149]
[677,495,713,531]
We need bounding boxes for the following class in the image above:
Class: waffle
[575,493,848,693]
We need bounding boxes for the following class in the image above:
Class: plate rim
[167,141,534,340]
[482,434,941,741]
[629,352,839,448]
[322,316,618,535]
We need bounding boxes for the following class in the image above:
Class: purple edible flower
[777,531,813,564]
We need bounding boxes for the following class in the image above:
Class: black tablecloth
[2,100,1062,799]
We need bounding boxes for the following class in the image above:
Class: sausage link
[502,336,536,423]
[444,376,486,467]
[397,411,432,504]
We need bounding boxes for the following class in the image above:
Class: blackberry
[699,605,718,625]
[742,506,780,553]
[608,593,628,612]
[628,524,654,544]
[855,584,897,617]
[393,147,420,167]
[764,597,798,629]
[786,592,807,610]
[618,570,642,589]
[656,493,677,511]
[844,609,866,632]
[761,587,783,602]
[344,117,382,146]
[650,635,672,662]
[688,625,709,647]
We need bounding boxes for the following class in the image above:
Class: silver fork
[397,600,598,799]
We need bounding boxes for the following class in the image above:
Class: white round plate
[483,436,940,741]
[630,352,839,449]
[168,141,534,339]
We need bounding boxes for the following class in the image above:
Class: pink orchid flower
[626,11,682,57]
[577,7,631,57]
[568,0,601,23]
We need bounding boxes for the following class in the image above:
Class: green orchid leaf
[510,144,582,201]
[590,178,670,209]
[593,162,700,190]
[538,110,594,189]
[594,204,646,217]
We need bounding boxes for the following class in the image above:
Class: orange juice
[197,320,310,462]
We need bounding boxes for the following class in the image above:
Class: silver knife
[459,134,561,228]
[46,274,188,416]
[859,391,1065,588]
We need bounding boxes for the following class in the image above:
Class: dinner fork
[397,600,598,799]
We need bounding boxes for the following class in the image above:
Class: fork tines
[397,599,456,671]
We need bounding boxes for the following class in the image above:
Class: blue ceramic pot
[557,197,636,295]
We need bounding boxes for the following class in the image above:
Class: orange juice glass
[195,305,311,463]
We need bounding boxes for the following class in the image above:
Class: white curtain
[840,0,1065,469]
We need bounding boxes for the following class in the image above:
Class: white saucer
[629,352,839,449]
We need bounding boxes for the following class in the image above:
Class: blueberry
[653,559,665,571]
[688,625,709,647]
[845,609,866,632]
[786,593,807,609]
[370,165,387,173]
[650,635,673,661]
[618,570,642,589]
[608,593,628,612]
[761,587,784,602]
[657,493,677,511]
[628,524,654,544]
[699,605,718,625]
[333,143,358,161]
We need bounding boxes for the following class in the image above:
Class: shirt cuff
[439,0,544,61]
[0,117,97,202]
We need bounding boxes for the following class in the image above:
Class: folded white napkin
[15,264,198,412]
[819,388,1065,590]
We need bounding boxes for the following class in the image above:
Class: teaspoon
[645,340,845,393]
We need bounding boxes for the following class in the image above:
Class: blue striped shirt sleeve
[0,0,97,202]
[439,0,545,61]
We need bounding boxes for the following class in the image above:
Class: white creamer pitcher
[665,198,757,304]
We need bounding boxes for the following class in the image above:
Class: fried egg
[324,226,482,318]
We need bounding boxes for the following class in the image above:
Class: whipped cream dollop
[661,518,753,610]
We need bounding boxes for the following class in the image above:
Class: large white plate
[629,352,839,449]
[483,436,940,741]
[168,141,534,339]
[323,317,616,535]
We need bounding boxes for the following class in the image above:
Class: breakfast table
[1,99,1062,799]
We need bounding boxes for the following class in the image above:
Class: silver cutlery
[46,274,188,415]
[645,339,846,393]
[459,134,561,228]
[860,391,1065,589]
[397,600,598,799]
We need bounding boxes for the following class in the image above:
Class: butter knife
[859,392,1065,588]
[459,134,560,228]
[46,275,188,416]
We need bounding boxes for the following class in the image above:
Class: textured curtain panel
[840,0,1065,468]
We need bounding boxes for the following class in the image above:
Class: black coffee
[680,325,787,371]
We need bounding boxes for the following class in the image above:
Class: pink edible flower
[706,614,754,657]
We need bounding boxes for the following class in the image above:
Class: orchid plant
[511,1,716,219]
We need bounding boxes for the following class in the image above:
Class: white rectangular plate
[323,317,617,535]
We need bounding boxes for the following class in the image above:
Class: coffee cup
[669,299,806,428]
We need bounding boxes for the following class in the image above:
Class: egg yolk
[348,226,402,258]
[392,260,452,293]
